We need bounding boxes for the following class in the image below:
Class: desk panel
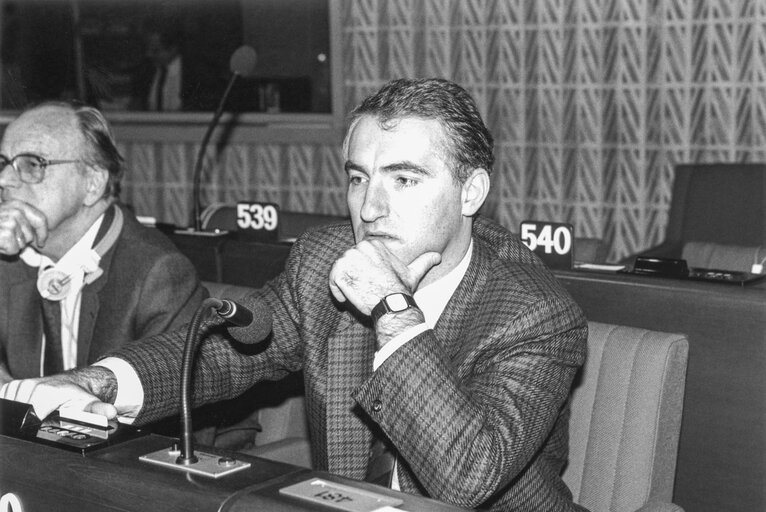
[0,433,468,512]
[555,270,766,512]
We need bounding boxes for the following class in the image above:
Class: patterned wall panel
[341,0,766,260]
[118,0,766,261]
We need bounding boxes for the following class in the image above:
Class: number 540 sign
[520,220,574,270]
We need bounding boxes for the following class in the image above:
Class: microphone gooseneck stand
[191,76,240,233]
[177,297,252,465]
[191,45,257,232]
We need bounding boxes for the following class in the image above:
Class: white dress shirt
[147,55,182,111]
[20,214,104,374]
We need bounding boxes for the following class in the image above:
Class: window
[0,0,338,118]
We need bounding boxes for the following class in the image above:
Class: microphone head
[230,45,257,77]
[226,296,272,345]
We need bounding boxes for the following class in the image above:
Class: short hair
[36,100,125,199]
[346,78,494,183]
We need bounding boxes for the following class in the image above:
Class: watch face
[387,293,409,311]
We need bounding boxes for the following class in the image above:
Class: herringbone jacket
[114,216,587,511]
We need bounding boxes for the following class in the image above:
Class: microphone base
[172,227,230,238]
[140,445,251,478]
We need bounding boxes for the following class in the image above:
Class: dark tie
[155,65,167,111]
[365,436,396,487]
[41,298,64,375]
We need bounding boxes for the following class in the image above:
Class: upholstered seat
[564,322,689,512]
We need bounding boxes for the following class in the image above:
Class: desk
[555,269,766,512]
[163,232,766,510]
[164,230,292,288]
[0,433,469,512]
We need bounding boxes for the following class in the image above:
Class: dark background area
[0,0,330,113]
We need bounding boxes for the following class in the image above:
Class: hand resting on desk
[0,366,118,421]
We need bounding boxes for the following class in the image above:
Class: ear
[461,168,490,217]
[83,165,109,206]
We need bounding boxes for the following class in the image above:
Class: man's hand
[0,366,118,421]
[0,199,48,255]
[328,239,441,315]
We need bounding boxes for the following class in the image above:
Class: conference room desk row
[165,232,766,512]
[0,432,467,511]
[554,269,766,512]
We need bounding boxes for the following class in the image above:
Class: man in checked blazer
[3,78,588,511]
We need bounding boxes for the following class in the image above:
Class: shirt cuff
[373,323,429,371]
[93,357,144,423]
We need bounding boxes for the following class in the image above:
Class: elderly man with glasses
[0,101,205,383]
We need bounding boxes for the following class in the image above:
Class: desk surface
[555,268,766,512]
[0,433,469,512]
[164,231,766,512]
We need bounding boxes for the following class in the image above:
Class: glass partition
[0,0,341,124]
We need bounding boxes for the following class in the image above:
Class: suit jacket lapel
[8,268,44,376]
[325,309,375,479]
[77,205,121,366]
[433,240,490,361]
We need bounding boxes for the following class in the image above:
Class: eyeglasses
[0,153,81,184]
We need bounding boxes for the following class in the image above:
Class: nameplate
[279,478,403,511]
[520,220,574,270]
[236,201,280,241]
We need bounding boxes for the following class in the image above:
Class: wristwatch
[371,293,418,323]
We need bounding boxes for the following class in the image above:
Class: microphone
[215,299,253,327]
[176,295,271,466]
[191,45,257,232]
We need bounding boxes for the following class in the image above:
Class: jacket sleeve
[353,294,587,509]
[131,251,207,338]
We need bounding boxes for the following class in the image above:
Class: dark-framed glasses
[0,153,81,184]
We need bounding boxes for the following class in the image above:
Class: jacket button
[372,399,382,412]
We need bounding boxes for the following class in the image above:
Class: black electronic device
[630,256,690,278]
[0,398,144,454]
[623,256,766,285]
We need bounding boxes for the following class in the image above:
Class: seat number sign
[279,478,403,511]
[520,220,574,270]
[236,202,280,241]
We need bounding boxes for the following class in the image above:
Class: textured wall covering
[120,0,766,261]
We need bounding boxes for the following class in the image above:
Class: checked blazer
[0,203,206,378]
[113,215,587,511]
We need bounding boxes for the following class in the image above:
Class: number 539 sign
[236,202,280,241]
[520,220,574,270]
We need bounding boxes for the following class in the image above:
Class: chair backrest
[667,163,766,249]
[563,322,689,511]
[681,241,762,273]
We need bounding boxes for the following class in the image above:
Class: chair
[681,241,762,273]
[563,322,689,512]
[628,163,766,261]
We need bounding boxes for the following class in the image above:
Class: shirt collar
[19,213,105,273]
[413,239,474,328]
